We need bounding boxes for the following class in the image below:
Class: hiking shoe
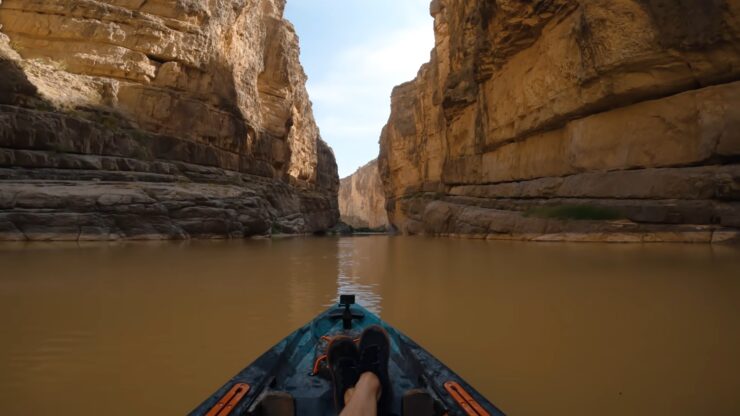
[327,336,360,411]
[358,325,392,414]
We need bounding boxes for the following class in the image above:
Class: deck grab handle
[205,383,250,416]
[443,381,490,416]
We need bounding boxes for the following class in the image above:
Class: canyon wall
[0,0,339,240]
[379,0,740,243]
[338,159,389,229]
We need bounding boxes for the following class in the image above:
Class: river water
[0,236,739,415]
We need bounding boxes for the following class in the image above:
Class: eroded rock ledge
[0,0,339,240]
[378,0,740,243]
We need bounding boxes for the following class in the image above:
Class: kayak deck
[190,296,504,416]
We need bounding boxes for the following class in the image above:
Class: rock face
[338,159,389,229]
[0,0,339,240]
[378,0,740,243]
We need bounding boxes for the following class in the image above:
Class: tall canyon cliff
[0,0,338,240]
[339,159,389,230]
[379,0,740,243]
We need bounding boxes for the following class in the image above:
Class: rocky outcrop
[338,159,389,229]
[378,0,740,243]
[0,0,339,240]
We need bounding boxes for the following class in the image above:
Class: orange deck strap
[312,354,328,375]
[443,381,490,416]
[205,383,250,416]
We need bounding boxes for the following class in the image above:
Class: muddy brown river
[1,236,739,415]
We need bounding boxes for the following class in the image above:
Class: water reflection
[1,237,739,415]
[332,237,383,314]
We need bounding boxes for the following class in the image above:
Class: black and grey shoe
[327,336,360,412]
[358,325,393,415]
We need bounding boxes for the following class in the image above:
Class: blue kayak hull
[190,303,505,416]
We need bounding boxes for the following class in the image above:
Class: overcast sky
[284,0,435,178]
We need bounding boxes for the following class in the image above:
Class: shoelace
[337,356,357,368]
[360,345,381,368]
[336,358,358,382]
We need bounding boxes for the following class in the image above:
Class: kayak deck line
[190,295,505,416]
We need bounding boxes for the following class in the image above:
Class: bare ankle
[358,372,381,399]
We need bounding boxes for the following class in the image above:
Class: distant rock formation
[378,0,740,243]
[0,0,339,240]
[339,159,389,229]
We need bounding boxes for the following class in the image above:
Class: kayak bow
[190,295,504,416]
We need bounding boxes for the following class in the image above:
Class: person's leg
[357,326,392,413]
[340,372,381,416]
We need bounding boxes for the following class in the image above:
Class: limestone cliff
[339,159,388,229]
[379,0,740,243]
[0,0,339,240]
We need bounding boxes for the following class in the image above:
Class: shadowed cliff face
[0,0,339,240]
[378,0,740,243]
[639,0,726,48]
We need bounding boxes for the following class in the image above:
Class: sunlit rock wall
[339,159,389,229]
[0,0,339,240]
[378,0,740,243]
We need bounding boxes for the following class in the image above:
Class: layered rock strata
[338,159,389,229]
[0,0,339,240]
[379,0,740,243]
